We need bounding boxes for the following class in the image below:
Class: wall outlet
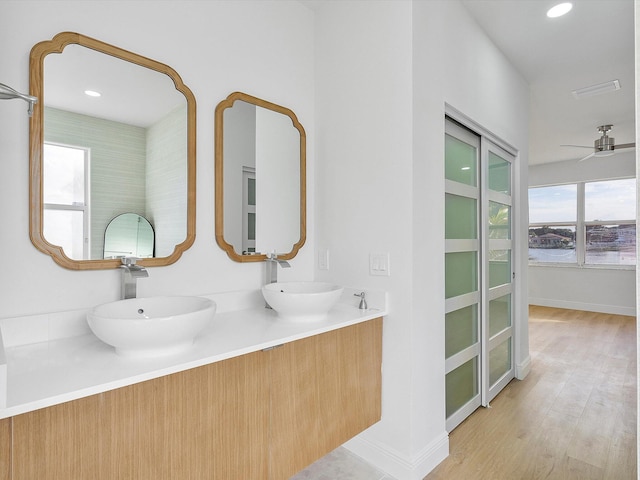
[318,249,329,270]
[369,253,390,276]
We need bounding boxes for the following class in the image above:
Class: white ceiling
[461,0,635,165]
[45,1,634,163]
[45,43,184,128]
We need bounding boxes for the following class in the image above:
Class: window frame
[529,178,636,270]
[43,141,91,260]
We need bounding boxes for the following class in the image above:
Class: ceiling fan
[562,124,635,161]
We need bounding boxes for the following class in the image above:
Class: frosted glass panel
[247,177,256,206]
[445,134,476,186]
[488,151,510,194]
[446,357,478,418]
[489,250,510,288]
[445,252,478,298]
[489,202,510,239]
[248,213,256,241]
[445,305,478,358]
[446,194,477,239]
[489,294,511,337]
[489,338,511,387]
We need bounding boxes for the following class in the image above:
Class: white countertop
[0,288,386,419]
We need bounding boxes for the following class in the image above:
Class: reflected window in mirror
[43,142,88,259]
[215,92,306,263]
[29,32,196,270]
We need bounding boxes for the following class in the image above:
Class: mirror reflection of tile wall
[44,105,186,259]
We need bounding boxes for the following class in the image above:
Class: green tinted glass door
[444,120,481,431]
[444,118,517,432]
[483,141,515,403]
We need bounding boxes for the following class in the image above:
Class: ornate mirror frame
[29,32,196,270]
[215,92,306,263]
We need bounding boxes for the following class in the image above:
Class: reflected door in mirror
[215,92,306,262]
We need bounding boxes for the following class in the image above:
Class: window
[43,143,89,260]
[529,178,636,267]
[584,179,636,265]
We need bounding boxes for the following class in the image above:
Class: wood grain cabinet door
[11,351,270,480]
[0,418,10,480]
[269,318,383,480]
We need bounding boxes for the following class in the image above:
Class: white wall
[528,152,636,315]
[0,1,315,318]
[255,106,301,253]
[313,1,529,478]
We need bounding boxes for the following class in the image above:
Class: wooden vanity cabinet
[12,351,270,480]
[8,318,382,480]
[270,318,382,479]
[1,418,10,480]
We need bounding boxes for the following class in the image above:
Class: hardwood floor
[426,305,637,480]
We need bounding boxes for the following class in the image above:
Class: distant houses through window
[529,178,636,267]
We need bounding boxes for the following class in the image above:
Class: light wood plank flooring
[426,306,637,480]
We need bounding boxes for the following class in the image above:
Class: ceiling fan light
[594,150,615,158]
[547,2,573,18]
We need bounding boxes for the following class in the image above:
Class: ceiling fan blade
[615,142,635,150]
[578,152,596,162]
[560,144,593,149]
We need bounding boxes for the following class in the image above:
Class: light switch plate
[369,253,390,276]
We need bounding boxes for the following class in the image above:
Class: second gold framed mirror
[215,92,306,262]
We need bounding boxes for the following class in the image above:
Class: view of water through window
[528,179,636,266]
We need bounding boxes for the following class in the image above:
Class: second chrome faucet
[265,253,291,285]
[120,257,149,299]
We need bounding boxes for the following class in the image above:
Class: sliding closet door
[444,117,516,431]
[444,120,482,432]
[482,141,515,403]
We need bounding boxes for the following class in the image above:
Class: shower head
[0,82,38,116]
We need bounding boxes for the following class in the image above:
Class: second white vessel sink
[87,296,216,357]
[262,282,344,322]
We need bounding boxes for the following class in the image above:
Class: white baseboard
[528,298,635,317]
[344,430,449,480]
[516,354,531,380]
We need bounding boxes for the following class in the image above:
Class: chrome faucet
[120,257,149,299]
[265,253,291,284]
[354,291,368,310]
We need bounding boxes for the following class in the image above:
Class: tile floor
[290,447,396,480]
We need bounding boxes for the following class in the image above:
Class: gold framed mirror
[215,92,306,262]
[29,32,196,270]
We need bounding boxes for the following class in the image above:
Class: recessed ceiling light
[84,90,101,97]
[461,166,471,171]
[547,2,573,18]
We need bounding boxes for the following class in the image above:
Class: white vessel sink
[87,296,216,357]
[262,282,344,322]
